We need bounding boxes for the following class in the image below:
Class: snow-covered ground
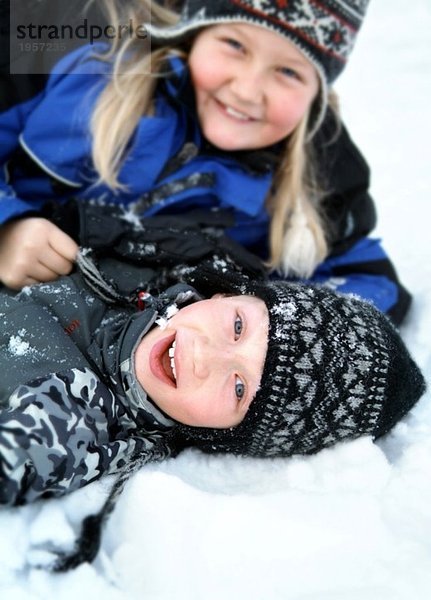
[1,1,430,598]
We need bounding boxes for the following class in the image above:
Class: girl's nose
[230,66,265,104]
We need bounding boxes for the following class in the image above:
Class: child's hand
[0,218,79,290]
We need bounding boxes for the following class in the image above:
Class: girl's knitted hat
[147,0,370,134]
[174,276,425,457]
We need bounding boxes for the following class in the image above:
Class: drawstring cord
[51,441,171,572]
[76,249,125,305]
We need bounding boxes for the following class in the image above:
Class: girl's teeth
[168,340,177,381]
[225,105,249,120]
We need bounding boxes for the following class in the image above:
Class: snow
[8,335,32,357]
[1,1,431,598]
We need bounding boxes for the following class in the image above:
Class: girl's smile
[188,23,319,151]
[135,295,268,428]
[214,97,261,123]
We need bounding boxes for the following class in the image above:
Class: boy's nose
[193,336,236,380]
[193,335,210,379]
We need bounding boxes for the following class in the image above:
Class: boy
[0,203,425,508]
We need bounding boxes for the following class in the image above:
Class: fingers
[3,273,39,290]
[27,261,66,284]
[0,217,79,290]
[48,225,79,263]
[20,276,39,289]
[1,258,67,290]
[39,245,77,278]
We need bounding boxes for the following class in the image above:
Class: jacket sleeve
[0,2,49,208]
[308,114,411,325]
[0,43,106,226]
[0,275,153,506]
[0,368,149,506]
[0,94,48,224]
[307,238,411,326]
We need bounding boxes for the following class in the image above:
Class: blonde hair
[91,1,179,188]
[266,115,323,278]
[91,1,338,277]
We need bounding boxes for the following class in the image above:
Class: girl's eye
[235,375,245,401]
[234,315,243,338]
[223,37,243,52]
[279,66,300,80]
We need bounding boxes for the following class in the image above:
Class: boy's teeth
[168,340,177,381]
[225,105,249,120]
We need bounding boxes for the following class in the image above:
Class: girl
[0,0,411,323]
[0,203,425,569]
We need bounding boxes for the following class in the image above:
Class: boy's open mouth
[164,339,177,383]
[150,333,177,387]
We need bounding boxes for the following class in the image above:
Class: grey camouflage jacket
[0,262,201,506]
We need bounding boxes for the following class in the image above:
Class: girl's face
[188,23,319,151]
[135,295,268,428]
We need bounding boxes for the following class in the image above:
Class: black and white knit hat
[147,0,370,134]
[174,277,425,457]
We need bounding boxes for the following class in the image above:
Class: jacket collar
[119,284,203,429]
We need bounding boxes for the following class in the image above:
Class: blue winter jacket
[0,44,411,324]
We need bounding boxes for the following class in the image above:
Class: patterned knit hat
[147,0,370,134]
[174,277,425,457]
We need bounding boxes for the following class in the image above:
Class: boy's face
[188,23,319,151]
[135,295,268,428]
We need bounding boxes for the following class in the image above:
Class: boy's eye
[234,315,243,338]
[235,375,245,400]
